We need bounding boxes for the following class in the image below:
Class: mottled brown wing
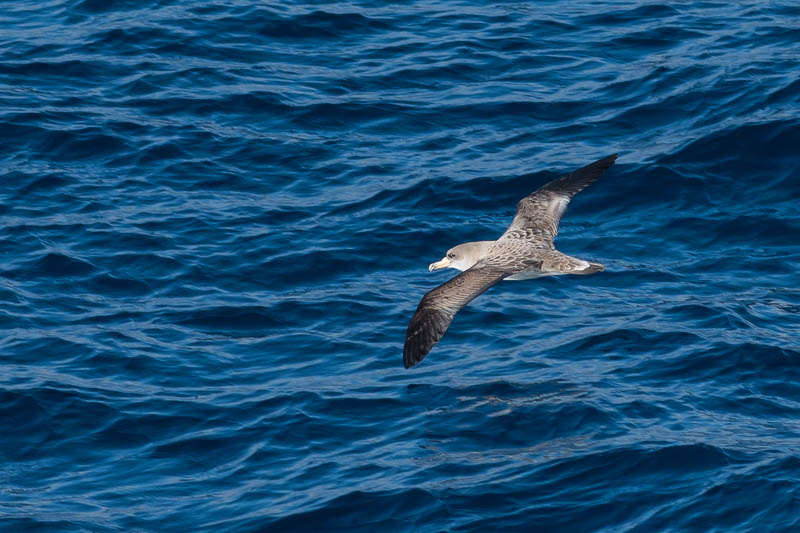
[499,154,618,245]
[404,265,509,368]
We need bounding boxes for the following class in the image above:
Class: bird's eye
[447,252,456,259]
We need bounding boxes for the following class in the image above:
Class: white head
[428,241,490,272]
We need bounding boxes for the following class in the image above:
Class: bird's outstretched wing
[499,154,618,246]
[404,264,509,368]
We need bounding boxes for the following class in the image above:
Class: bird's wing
[498,154,618,246]
[404,264,509,368]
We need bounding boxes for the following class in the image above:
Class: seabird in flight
[403,154,618,368]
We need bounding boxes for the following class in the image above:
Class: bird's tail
[572,261,604,275]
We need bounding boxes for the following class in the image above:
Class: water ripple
[1,0,799,531]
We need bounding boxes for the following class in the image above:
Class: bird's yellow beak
[428,257,451,271]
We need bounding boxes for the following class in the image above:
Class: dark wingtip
[403,336,413,368]
[595,153,618,168]
[402,333,418,368]
[403,306,448,369]
[403,341,426,369]
[403,345,413,369]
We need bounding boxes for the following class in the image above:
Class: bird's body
[403,154,618,368]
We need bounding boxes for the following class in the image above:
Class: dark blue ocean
[2,1,800,531]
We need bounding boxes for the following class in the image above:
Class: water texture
[1,1,800,531]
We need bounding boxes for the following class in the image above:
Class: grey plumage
[403,154,618,368]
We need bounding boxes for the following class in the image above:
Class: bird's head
[428,242,486,272]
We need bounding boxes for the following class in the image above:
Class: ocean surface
[1,1,799,531]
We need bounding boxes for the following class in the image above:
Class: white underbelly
[505,270,564,281]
